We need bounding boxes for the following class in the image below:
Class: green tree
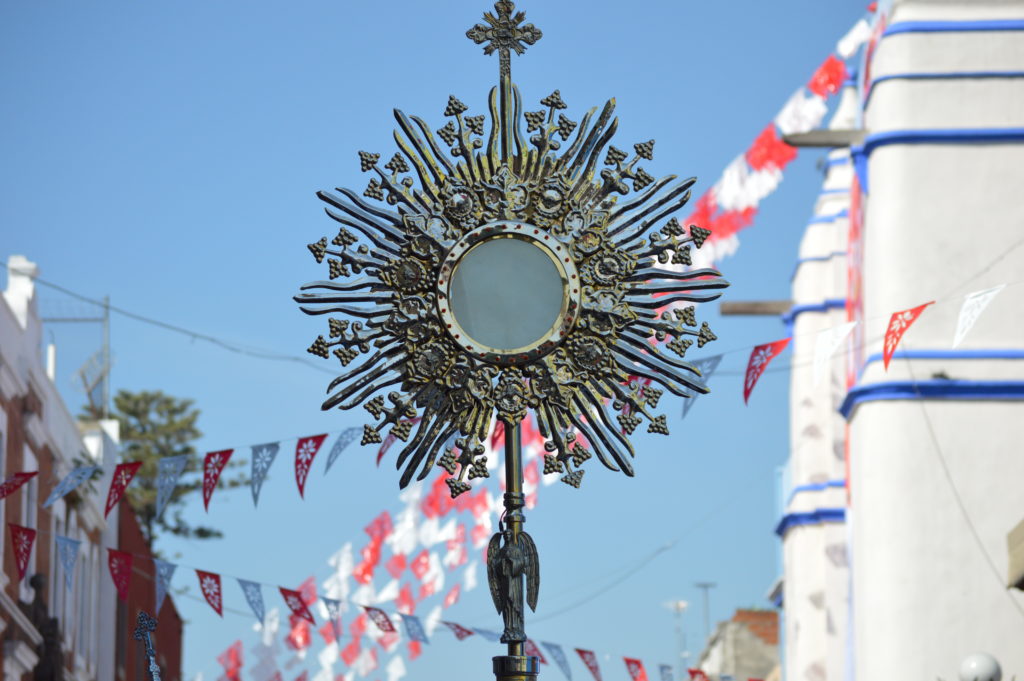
[82,390,248,544]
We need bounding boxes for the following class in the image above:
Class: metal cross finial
[133,611,162,681]
[466,1,542,79]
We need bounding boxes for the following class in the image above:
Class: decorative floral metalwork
[296,1,728,494]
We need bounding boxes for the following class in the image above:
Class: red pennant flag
[363,605,395,633]
[202,449,232,511]
[746,125,797,172]
[687,670,709,681]
[282,587,316,623]
[396,583,415,614]
[105,461,142,518]
[268,673,283,681]
[410,550,430,580]
[524,639,548,664]
[378,630,400,652]
[8,524,36,581]
[744,338,791,404]
[408,640,422,661]
[196,569,223,616]
[443,583,460,608]
[365,510,394,542]
[808,55,849,97]
[386,553,407,579]
[341,637,361,665]
[350,612,367,637]
[0,472,37,501]
[294,672,308,681]
[443,621,475,640]
[883,302,934,369]
[318,620,336,644]
[107,549,133,601]
[294,434,327,497]
[624,658,649,681]
[217,640,243,681]
[286,616,311,651]
[576,649,603,681]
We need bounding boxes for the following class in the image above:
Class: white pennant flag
[463,561,478,592]
[385,655,407,681]
[775,89,828,135]
[813,321,857,386]
[155,456,188,520]
[44,466,99,508]
[837,18,872,59]
[55,535,80,592]
[953,285,1005,348]
[154,559,177,614]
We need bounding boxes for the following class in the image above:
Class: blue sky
[2,1,868,679]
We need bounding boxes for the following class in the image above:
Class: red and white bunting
[953,286,1003,348]
[443,621,475,640]
[202,449,232,511]
[744,338,791,404]
[687,670,709,681]
[442,583,460,608]
[624,658,649,681]
[197,569,224,616]
[524,639,548,664]
[0,472,37,501]
[576,648,603,681]
[105,461,142,518]
[807,55,848,97]
[7,523,35,581]
[294,434,327,498]
[341,637,361,666]
[281,587,316,623]
[883,302,933,369]
[363,605,396,633]
[107,549,133,601]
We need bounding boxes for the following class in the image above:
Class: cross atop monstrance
[467,1,542,78]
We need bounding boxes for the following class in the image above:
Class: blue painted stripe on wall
[839,380,1024,419]
[790,251,847,280]
[807,209,849,224]
[781,298,846,326]
[775,508,847,537]
[858,348,1024,380]
[787,479,846,505]
[883,19,1024,37]
[866,71,1024,106]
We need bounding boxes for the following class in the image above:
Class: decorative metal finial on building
[133,611,162,681]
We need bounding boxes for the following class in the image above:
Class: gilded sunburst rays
[297,83,728,493]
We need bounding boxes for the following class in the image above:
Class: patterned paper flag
[385,654,407,681]
[743,338,791,404]
[107,549,133,601]
[44,466,97,508]
[543,642,572,680]
[576,648,603,681]
[324,427,361,474]
[341,637,361,666]
[687,670,709,681]
[155,455,188,520]
[55,535,80,592]
[238,578,265,624]
[681,355,722,420]
[442,584,460,608]
[250,442,280,508]
[294,672,308,681]
[281,587,316,623]
[400,613,429,643]
[0,471,38,501]
[202,449,233,511]
[624,658,649,681]
[472,628,500,642]
[953,285,1004,348]
[8,524,35,581]
[524,639,548,664]
[443,621,475,640]
[197,569,224,616]
[294,434,328,498]
[363,605,395,633]
[104,462,142,517]
[658,664,673,681]
[883,302,933,369]
[154,559,176,614]
[354,646,379,677]
[813,322,857,386]
[322,596,343,641]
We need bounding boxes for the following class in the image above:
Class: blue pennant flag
[153,559,176,614]
[472,628,501,641]
[322,596,343,641]
[659,665,674,681]
[399,613,429,644]
[542,641,572,681]
[238,578,265,624]
[54,535,80,592]
[250,442,280,507]
[324,428,361,474]
[682,354,723,420]
[155,455,189,520]
[44,466,98,508]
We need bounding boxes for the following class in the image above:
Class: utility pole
[694,582,716,645]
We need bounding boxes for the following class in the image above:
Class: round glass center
[449,237,566,352]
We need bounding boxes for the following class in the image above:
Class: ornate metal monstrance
[296,2,728,676]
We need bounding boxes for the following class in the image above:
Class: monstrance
[296,3,729,679]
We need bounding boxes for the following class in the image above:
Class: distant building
[0,255,183,680]
[695,609,779,681]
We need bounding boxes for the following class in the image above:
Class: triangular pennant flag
[55,535,80,592]
[0,471,38,502]
[104,462,142,517]
[624,658,649,681]
[197,569,224,616]
[107,548,133,601]
[281,587,315,623]
[883,302,933,369]
[8,524,35,581]
[687,670,709,681]
[354,646,379,677]
[543,642,572,681]
[238,579,265,624]
[341,637,361,666]
[744,339,790,404]
[472,628,500,641]
[442,584,460,608]
[250,442,280,508]
[325,427,361,474]
[44,466,96,508]
[153,559,176,614]
[576,648,603,681]
[385,654,407,681]
[202,449,233,511]
[363,605,395,633]
[658,664,674,681]
[681,355,722,419]
[322,596,343,641]
[953,285,1004,348]
[442,621,475,640]
[294,434,328,498]
[813,322,856,386]
[155,455,188,520]
[400,613,429,643]
[524,639,548,664]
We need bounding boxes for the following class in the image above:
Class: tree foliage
[83,390,248,544]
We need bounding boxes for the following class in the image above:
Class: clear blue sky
[2,1,867,679]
